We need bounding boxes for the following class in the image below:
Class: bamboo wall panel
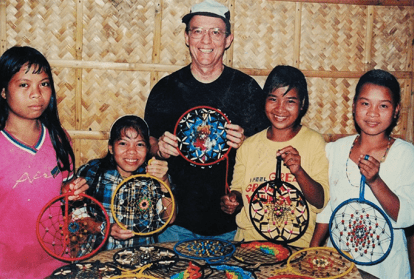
[81,69,151,129]
[5,0,77,60]
[300,4,367,71]
[233,1,296,69]
[82,139,108,164]
[372,7,413,71]
[83,1,155,63]
[1,0,413,168]
[303,77,357,135]
[158,0,191,65]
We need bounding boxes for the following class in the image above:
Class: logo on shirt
[245,172,297,203]
[13,171,55,189]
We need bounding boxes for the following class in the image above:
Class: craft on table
[112,245,178,269]
[49,261,121,278]
[232,241,292,266]
[281,246,355,279]
[173,238,236,264]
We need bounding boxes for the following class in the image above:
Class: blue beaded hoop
[329,155,394,265]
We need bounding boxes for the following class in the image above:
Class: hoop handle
[358,155,369,202]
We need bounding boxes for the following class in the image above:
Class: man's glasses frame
[187,27,228,41]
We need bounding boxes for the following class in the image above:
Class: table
[83,242,369,279]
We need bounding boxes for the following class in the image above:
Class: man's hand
[226,123,246,149]
[157,131,179,159]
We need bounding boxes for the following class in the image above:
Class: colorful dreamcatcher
[174,106,232,192]
[36,192,110,262]
[232,241,292,266]
[110,173,175,236]
[268,275,314,279]
[329,156,394,265]
[109,260,204,279]
[143,259,204,279]
[112,245,178,268]
[249,156,309,243]
[174,106,231,167]
[206,263,257,279]
[48,261,121,278]
[173,238,236,264]
[282,247,355,279]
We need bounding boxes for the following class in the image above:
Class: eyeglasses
[188,27,228,41]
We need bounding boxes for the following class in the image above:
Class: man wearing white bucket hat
[145,0,268,242]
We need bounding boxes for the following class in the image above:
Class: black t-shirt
[144,65,269,236]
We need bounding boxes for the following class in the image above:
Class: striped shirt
[77,159,153,250]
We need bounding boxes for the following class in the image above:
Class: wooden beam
[48,60,413,80]
[267,0,414,6]
[239,68,413,79]
[49,59,181,72]
[68,130,109,140]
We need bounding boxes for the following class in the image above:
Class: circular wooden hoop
[111,174,175,236]
[36,192,110,262]
[174,106,231,167]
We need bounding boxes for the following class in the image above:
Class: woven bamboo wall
[1,0,413,168]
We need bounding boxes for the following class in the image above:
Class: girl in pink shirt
[0,46,88,278]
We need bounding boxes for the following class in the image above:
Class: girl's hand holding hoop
[358,154,380,185]
[277,146,302,175]
[146,157,169,183]
[61,177,89,201]
[220,191,242,215]
[110,223,134,240]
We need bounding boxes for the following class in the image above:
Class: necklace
[345,135,392,187]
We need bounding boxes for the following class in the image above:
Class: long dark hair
[0,46,75,177]
[99,115,151,171]
[353,69,401,135]
[263,65,309,127]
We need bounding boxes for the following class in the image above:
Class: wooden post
[293,2,302,68]
[74,0,84,168]
[151,0,163,89]
[0,0,6,55]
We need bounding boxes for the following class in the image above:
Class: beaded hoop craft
[174,106,231,167]
[173,238,236,264]
[144,259,204,279]
[329,157,393,265]
[113,245,178,269]
[249,156,309,243]
[207,264,257,279]
[36,192,110,262]
[286,247,355,279]
[232,241,292,266]
[49,261,121,278]
[268,275,314,279]
[111,174,175,236]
